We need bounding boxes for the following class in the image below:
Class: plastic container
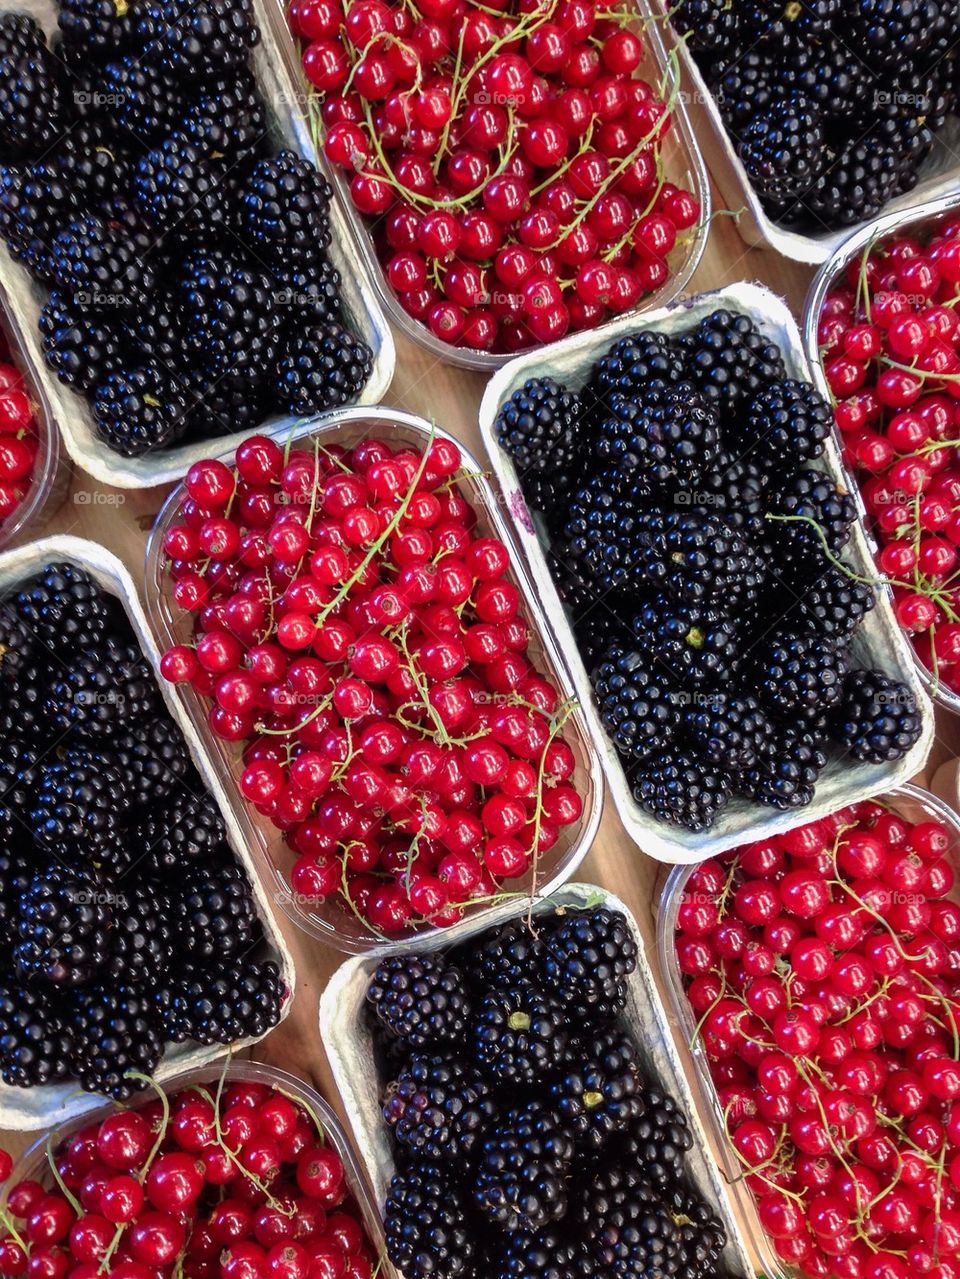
[0,0,395,490]
[655,782,960,1279]
[660,14,960,265]
[478,280,935,864]
[803,190,960,716]
[318,880,753,1279]
[3,1058,393,1275]
[142,407,603,954]
[0,285,69,551]
[0,534,294,1130]
[263,0,710,372]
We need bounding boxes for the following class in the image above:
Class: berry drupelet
[93,365,192,457]
[383,1053,497,1162]
[495,377,584,514]
[385,1162,476,1279]
[631,748,734,831]
[540,907,639,1026]
[472,985,569,1087]
[473,1103,575,1234]
[832,668,924,763]
[367,954,471,1048]
[275,322,373,415]
[590,644,675,765]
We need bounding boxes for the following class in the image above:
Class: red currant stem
[527,121,597,198]
[310,427,436,633]
[686,962,729,1053]
[254,694,333,737]
[394,619,455,744]
[401,799,430,896]
[0,1204,26,1256]
[338,854,390,941]
[329,719,356,784]
[880,355,960,382]
[317,444,351,476]
[601,147,668,263]
[443,5,548,146]
[271,1084,327,1148]
[763,513,887,589]
[301,437,324,542]
[854,236,879,324]
[712,855,739,922]
[192,1075,293,1215]
[432,22,467,178]
[44,1134,82,1218]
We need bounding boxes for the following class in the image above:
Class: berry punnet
[0,332,40,534]
[369,904,728,1279]
[0,561,285,1098]
[158,430,585,939]
[673,796,960,1279]
[816,214,960,705]
[290,0,702,356]
[494,307,922,834]
[673,0,957,232]
[0,1065,380,1278]
[0,8,373,461]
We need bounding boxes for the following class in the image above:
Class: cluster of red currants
[817,217,960,697]
[158,432,583,938]
[0,343,39,529]
[675,798,960,1279]
[289,0,700,354]
[0,1074,375,1279]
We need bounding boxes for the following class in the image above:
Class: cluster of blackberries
[0,3,373,459]
[674,0,958,231]
[0,562,284,1098]
[368,906,730,1279]
[495,309,924,832]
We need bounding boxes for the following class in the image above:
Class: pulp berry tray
[655,782,960,1279]
[659,12,960,265]
[262,0,711,372]
[0,534,294,1131]
[477,280,935,865]
[802,189,960,718]
[143,407,603,955]
[4,1059,395,1276]
[0,0,395,490]
[318,881,754,1279]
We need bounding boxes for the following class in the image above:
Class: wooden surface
[5,178,960,1187]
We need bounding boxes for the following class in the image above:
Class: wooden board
[5,176,960,1252]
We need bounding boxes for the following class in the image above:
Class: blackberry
[587,331,686,413]
[275,322,373,414]
[138,0,260,80]
[39,290,124,393]
[735,377,833,473]
[0,737,40,817]
[679,309,786,412]
[461,916,544,990]
[575,1166,683,1278]
[181,69,268,165]
[383,1053,497,1162]
[0,602,33,681]
[737,92,825,204]
[631,748,733,831]
[571,606,631,671]
[0,162,78,283]
[765,468,857,560]
[0,836,32,935]
[30,749,130,862]
[590,644,676,765]
[549,1030,641,1148]
[367,954,471,1048]
[665,1183,727,1277]
[738,721,828,808]
[595,385,721,488]
[133,292,188,369]
[0,661,49,743]
[129,787,230,872]
[14,562,118,654]
[13,864,112,986]
[561,472,651,595]
[683,451,767,538]
[105,881,172,986]
[802,135,900,228]
[239,149,332,266]
[682,693,774,771]
[776,565,877,640]
[100,56,188,143]
[714,52,777,127]
[474,1103,575,1233]
[93,364,192,457]
[785,36,875,120]
[133,138,230,240]
[182,368,268,438]
[494,376,584,504]
[70,983,163,1098]
[852,0,937,68]
[632,594,739,688]
[45,639,161,739]
[633,510,766,611]
[270,259,345,328]
[754,632,849,722]
[540,907,638,1026]
[490,1227,578,1279]
[472,985,569,1086]
[113,717,193,805]
[742,0,841,39]
[385,1162,476,1279]
[177,247,284,384]
[58,0,130,62]
[832,668,924,763]
[178,863,260,960]
[155,955,283,1044]
[0,981,73,1087]
[618,1087,694,1182]
[0,16,66,159]
[49,214,154,306]
[672,0,740,55]
[49,122,131,205]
